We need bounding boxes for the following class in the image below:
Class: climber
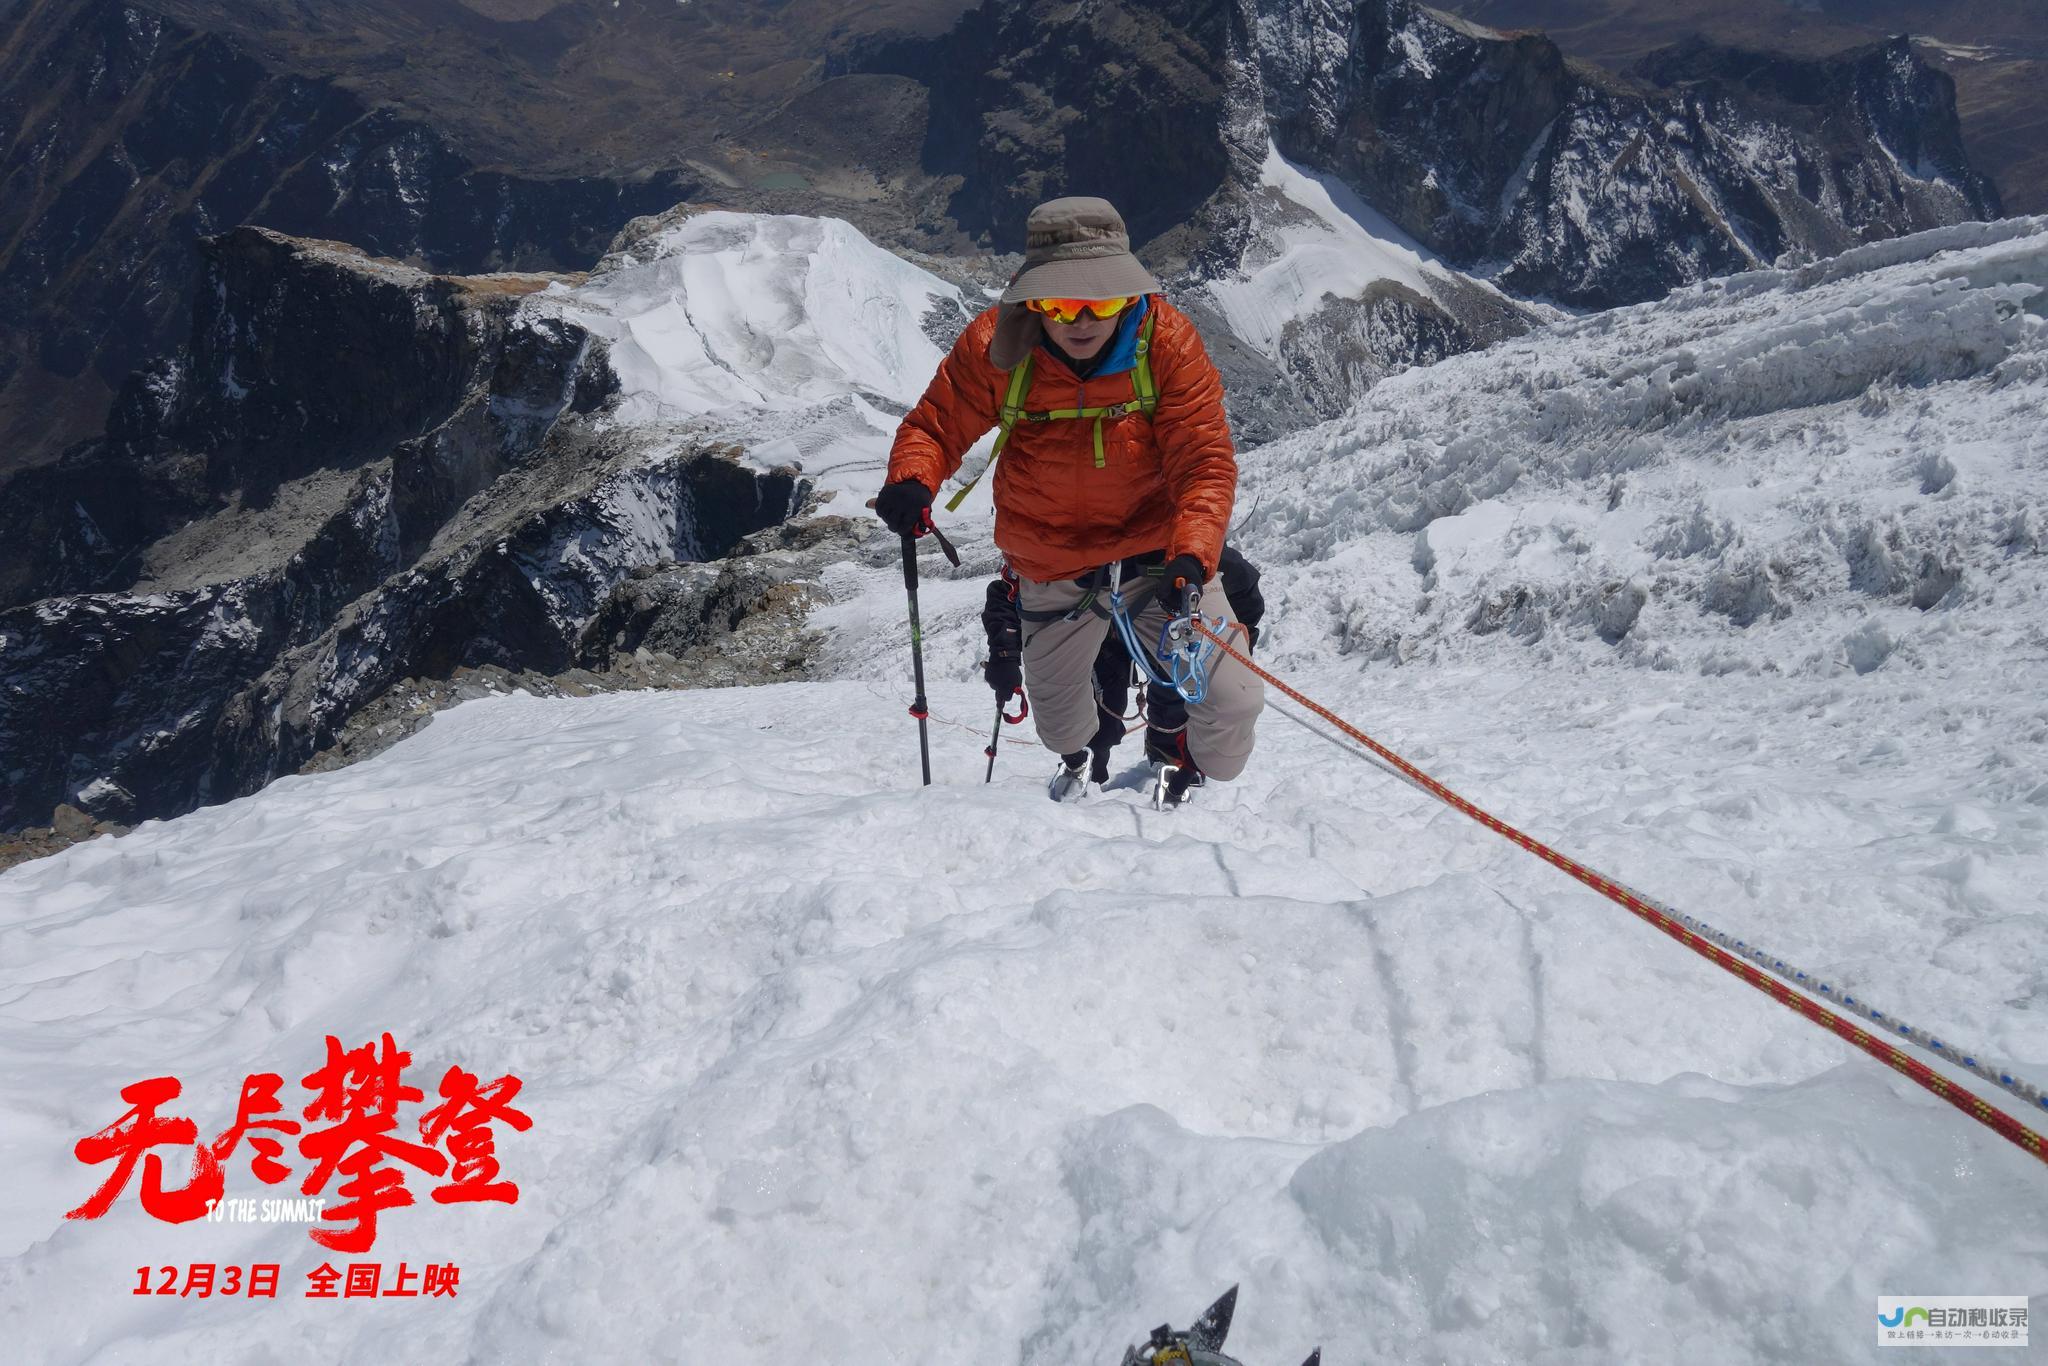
[875,196,1263,803]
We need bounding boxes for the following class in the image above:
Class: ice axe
[1116,1285,1319,1366]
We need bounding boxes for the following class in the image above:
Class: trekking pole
[899,510,959,787]
[983,689,1030,782]
[901,533,933,785]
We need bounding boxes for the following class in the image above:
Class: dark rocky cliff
[857,0,1255,270]
[1434,0,2048,217]
[0,228,802,831]
[0,0,698,473]
[1255,1,2000,308]
[3,0,2011,473]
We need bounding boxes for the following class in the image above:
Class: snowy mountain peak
[1253,0,2001,308]
[560,211,965,423]
[1201,141,1542,418]
[537,209,972,508]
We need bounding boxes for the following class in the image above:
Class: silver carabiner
[1161,579,1201,657]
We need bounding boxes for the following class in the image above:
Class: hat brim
[999,253,1161,305]
[989,305,1041,371]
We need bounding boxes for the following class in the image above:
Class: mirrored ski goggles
[1025,294,1139,324]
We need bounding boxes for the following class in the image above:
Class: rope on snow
[1197,622,2048,1168]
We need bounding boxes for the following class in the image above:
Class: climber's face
[1028,295,1137,362]
[1041,310,1114,359]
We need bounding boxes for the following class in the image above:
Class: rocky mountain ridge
[1252,2,1998,307]
[0,0,2015,840]
[0,0,703,473]
[2,0,2007,474]
[0,225,805,832]
[1437,0,2048,216]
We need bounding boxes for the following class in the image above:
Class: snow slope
[6,219,2048,1362]
[1193,141,1543,423]
[1206,142,1531,362]
[535,211,984,510]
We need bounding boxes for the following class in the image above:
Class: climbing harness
[1105,562,1224,706]
[1103,569,1219,808]
[1008,558,1222,706]
[1006,558,1222,804]
[944,307,1158,512]
[1016,561,1123,627]
[1193,621,2048,1169]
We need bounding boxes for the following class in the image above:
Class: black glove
[1162,553,1207,611]
[875,479,935,537]
[1219,544,1264,632]
[984,656,1022,699]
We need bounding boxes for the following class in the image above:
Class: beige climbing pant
[1015,571,1263,780]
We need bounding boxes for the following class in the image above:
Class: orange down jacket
[885,296,1238,584]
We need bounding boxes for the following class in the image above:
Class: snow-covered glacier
[536,211,975,509]
[4,217,2048,1362]
[1238,217,2048,686]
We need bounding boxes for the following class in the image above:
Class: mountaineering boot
[1144,728,1204,809]
[1088,738,1114,786]
[1048,750,1091,802]
[1152,760,1205,810]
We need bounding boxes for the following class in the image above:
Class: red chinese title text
[70,1033,530,1252]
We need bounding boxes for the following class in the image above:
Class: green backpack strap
[992,353,1036,460]
[1131,310,1157,413]
[1079,309,1157,468]
[943,307,1157,512]
[946,355,1034,512]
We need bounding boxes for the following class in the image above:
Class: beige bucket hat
[989,196,1161,370]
